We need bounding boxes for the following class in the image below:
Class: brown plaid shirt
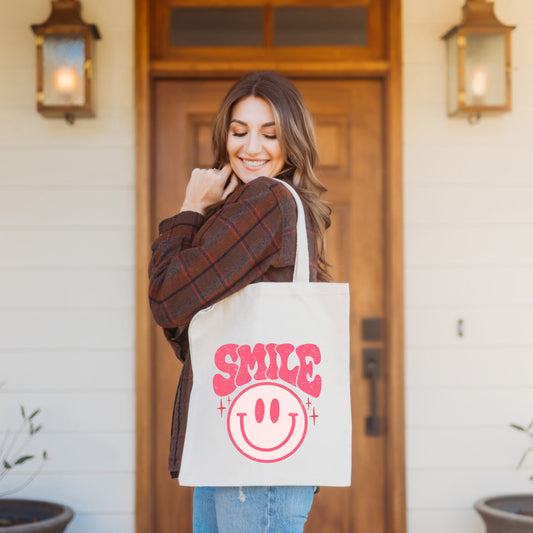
[149,177,318,477]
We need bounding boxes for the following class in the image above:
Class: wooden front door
[151,78,387,532]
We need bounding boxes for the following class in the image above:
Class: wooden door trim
[135,0,155,530]
[149,60,391,79]
[135,0,405,531]
[383,0,406,530]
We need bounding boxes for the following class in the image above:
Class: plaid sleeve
[148,177,295,333]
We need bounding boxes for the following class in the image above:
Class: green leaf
[42,451,48,460]
[30,425,42,436]
[510,423,526,432]
[28,409,41,421]
[3,460,12,469]
[14,455,34,465]
[20,405,26,419]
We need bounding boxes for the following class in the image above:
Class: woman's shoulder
[233,176,297,214]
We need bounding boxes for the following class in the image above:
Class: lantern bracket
[442,0,516,40]
[31,0,101,40]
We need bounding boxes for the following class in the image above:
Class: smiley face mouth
[237,412,298,452]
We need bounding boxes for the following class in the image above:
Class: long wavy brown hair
[212,71,332,281]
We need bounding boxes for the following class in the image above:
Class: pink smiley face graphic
[227,383,308,462]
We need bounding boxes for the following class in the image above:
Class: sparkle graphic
[217,399,227,417]
[305,397,312,410]
[310,407,319,425]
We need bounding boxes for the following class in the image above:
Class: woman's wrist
[179,202,206,216]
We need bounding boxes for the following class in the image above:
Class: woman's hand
[180,164,240,216]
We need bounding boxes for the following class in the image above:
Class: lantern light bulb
[54,67,78,92]
[470,64,489,98]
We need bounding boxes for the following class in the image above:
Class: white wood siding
[404,0,533,531]
[0,0,135,531]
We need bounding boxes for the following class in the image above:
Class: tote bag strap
[273,179,310,283]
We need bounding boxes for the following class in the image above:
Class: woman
[149,71,331,532]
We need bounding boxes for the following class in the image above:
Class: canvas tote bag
[179,179,351,487]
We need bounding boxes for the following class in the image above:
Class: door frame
[134,1,405,531]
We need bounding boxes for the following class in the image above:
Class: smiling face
[226,96,285,184]
[227,383,308,463]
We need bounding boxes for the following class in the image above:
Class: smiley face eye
[255,398,265,423]
[270,398,280,423]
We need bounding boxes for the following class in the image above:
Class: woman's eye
[264,134,277,140]
[232,132,246,137]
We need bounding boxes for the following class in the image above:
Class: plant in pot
[0,403,74,532]
[475,419,533,533]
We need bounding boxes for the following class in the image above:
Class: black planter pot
[475,494,533,533]
[0,499,73,532]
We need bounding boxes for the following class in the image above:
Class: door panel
[152,79,386,532]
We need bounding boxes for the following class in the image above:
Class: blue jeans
[193,486,314,533]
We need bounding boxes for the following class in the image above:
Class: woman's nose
[244,133,261,155]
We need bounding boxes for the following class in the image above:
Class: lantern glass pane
[465,33,506,107]
[446,36,459,115]
[42,34,85,106]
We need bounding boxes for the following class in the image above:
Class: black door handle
[363,347,381,436]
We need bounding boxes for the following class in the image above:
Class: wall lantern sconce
[31,0,101,124]
[442,0,515,123]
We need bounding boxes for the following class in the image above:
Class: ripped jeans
[193,486,315,533]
